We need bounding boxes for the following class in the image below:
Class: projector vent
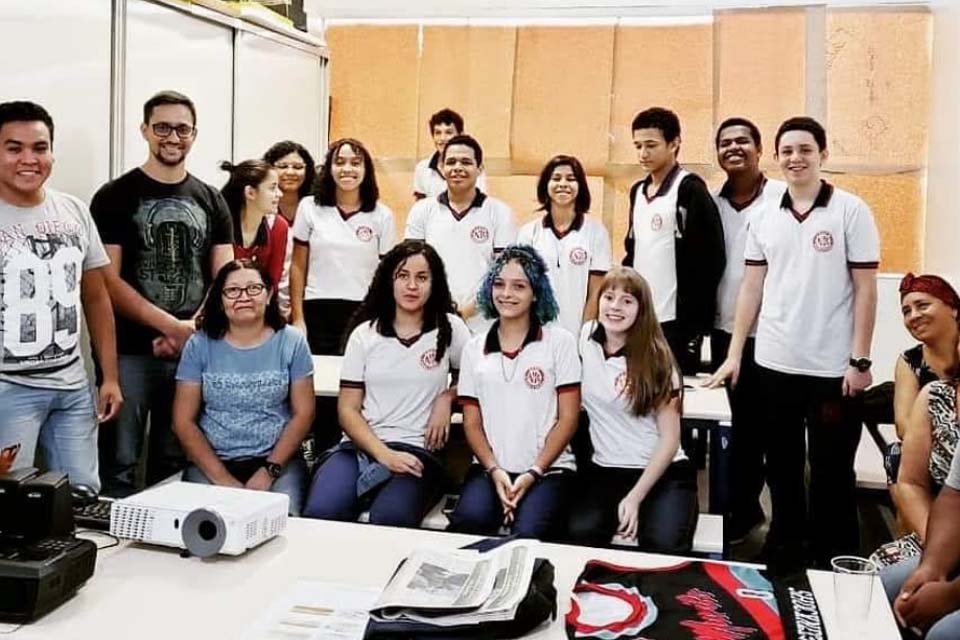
[245,520,258,542]
[111,504,156,540]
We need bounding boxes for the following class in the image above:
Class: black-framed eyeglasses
[222,283,266,299]
[151,122,196,138]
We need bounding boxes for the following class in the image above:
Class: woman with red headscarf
[890,273,959,539]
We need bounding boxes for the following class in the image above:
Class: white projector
[109,482,288,557]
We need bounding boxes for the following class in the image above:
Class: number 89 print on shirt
[0,190,109,389]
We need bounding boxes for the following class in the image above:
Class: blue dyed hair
[476,244,559,325]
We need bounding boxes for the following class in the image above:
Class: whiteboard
[0,0,111,202]
[233,31,325,163]
[123,0,234,187]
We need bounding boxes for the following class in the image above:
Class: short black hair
[536,155,591,215]
[0,101,55,144]
[631,107,681,143]
[441,134,483,167]
[143,90,197,125]
[428,108,464,134]
[715,117,761,149]
[198,259,286,340]
[313,138,380,212]
[774,116,827,153]
[263,140,318,201]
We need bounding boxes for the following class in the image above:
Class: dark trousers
[758,365,862,566]
[567,461,699,554]
[448,465,571,541]
[661,320,701,375]
[302,447,444,528]
[711,331,766,530]
[303,298,361,355]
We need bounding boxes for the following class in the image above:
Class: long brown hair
[595,267,677,416]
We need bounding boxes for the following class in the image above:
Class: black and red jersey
[566,559,827,640]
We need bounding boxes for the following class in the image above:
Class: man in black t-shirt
[91,90,233,496]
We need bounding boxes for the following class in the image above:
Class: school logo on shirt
[419,348,439,370]
[812,230,834,253]
[614,371,628,395]
[524,366,546,390]
[650,214,663,231]
[470,226,490,243]
[355,225,374,242]
[569,247,588,266]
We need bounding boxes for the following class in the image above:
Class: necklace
[500,351,520,382]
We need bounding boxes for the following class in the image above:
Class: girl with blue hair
[449,245,581,539]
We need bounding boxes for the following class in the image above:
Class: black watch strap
[263,462,283,479]
[849,357,872,372]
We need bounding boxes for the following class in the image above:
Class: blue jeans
[182,459,307,517]
[882,557,960,639]
[99,355,183,497]
[303,447,444,527]
[448,465,572,541]
[0,380,100,490]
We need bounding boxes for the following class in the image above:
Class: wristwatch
[849,357,872,373]
[263,461,283,479]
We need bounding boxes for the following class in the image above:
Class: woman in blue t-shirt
[172,259,315,515]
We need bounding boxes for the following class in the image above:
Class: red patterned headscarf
[899,273,960,309]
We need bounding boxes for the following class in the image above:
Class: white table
[4,518,898,639]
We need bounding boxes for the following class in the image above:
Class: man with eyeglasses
[91,90,234,497]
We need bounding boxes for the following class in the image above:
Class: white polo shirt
[405,191,516,331]
[291,199,396,301]
[579,322,685,469]
[412,154,488,199]
[713,176,787,335]
[340,313,471,448]
[518,214,612,336]
[744,181,880,377]
[628,165,688,323]
[457,323,581,473]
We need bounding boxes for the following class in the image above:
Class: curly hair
[347,240,458,360]
[312,138,379,212]
[476,244,559,325]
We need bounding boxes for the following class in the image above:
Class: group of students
[4,86,960,637]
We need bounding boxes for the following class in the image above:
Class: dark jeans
[303,299,361,355]
[758,365,862,566]
[711,331,766,530]
[567,461,699,554]
[302,447,444,528]
[448,465,572,541]
[98,355,184,497]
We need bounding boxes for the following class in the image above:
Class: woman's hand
[382,450,424,477]
[245,467,274,491]
[424,395,453,451]
[490,468,516,518]
[509,473,536,509]
[617,491,644,540]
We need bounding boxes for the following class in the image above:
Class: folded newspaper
[370,540,537,627]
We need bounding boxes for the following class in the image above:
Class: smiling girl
[290,138,396,355]
[449,245,580,540]
[567,267,697,553]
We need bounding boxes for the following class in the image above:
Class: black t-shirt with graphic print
[91,168,233,355]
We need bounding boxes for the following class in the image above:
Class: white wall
[925,0,960,282]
